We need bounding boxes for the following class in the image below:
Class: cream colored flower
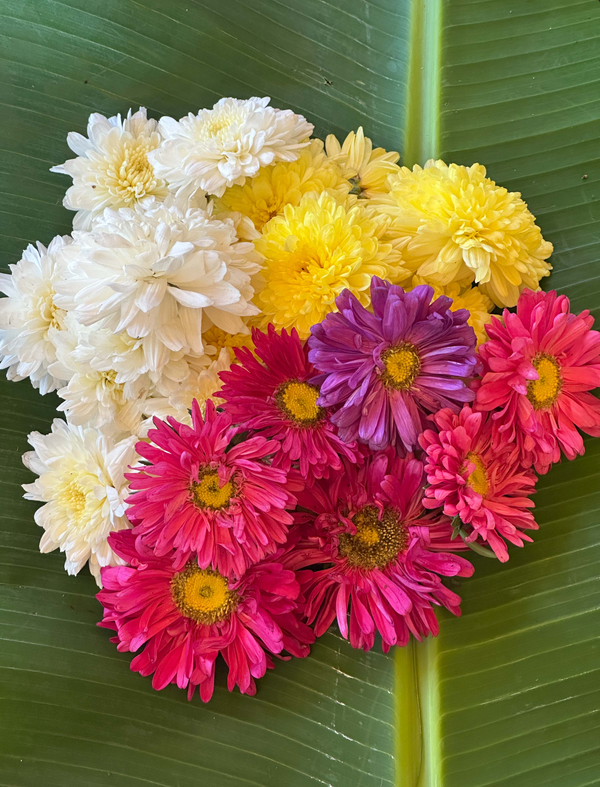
[51,108,168,230]
[23,419,138,586]
[376,160,553,307]
[325,127,400,198]
[409,276,494,345]
[0,236,71,394]
[149,97,313,199]
[213,138,350,234]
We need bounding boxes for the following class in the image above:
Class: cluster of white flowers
[2,97,313,585]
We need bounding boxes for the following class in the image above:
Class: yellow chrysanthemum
[325,127,401,198]
[213,139,350,234]
[410,276,494,345]
[255,192,409,337]
[202,324,255,361]
[376,160,553,307]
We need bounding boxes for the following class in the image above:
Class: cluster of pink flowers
[97,280,600,701]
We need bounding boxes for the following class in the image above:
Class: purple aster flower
[308,278,477,451]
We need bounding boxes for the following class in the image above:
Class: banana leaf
[1,1,599,785]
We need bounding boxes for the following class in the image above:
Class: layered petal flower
[127,400,298,578]
[289,452,473,651]
[420,407,538,561]
[97,530,314,701]
[309,277,477,451]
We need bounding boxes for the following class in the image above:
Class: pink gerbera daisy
[288,452,473,651]
[476,289,600,473]
[419,407,538,562]
[219,325,359,480]
[127,400,298,578]
[97,530,314,702]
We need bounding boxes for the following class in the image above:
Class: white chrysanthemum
[142,348,231,428]
[0,236,71,395]
[23,419,138,586]
[54,198,261,369]
[51,108,169,230]
[149,97,313,198]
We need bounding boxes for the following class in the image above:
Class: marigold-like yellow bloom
[213,139,350,234]
[376,160,553,307]
[410,276,494,345]
[202,324,255,361]
[325,127,401,198]
[255,192,408,337]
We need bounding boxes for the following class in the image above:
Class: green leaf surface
[1,1,599,785]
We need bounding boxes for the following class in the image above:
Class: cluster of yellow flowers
[212,130,552,345]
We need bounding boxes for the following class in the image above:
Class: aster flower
[0,236,71,394]
[127,400,298,578]
[420,407,538,562]
[213,138,350,234]
[325,127,401,198]
[149,97,313,199]
[51,108,169,230]
[309,278,477,452]
[289,452,473,651]
[255,192,408,337]
[376,160,553,307]
[54,197,260,367]
[219,325,358,480]
[476,289,600,474]
[409,276,494,346]
[22,419,137,585]
[97,529,314,701]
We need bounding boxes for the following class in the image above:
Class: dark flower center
[338,505,408,569]
[527,353,562,410]
[381,343,421,390]
[275,379,324,425]
[171,564,239,625]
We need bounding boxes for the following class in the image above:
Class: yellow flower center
[466,452,489,497]
[382,344,421,390]
[58,479,88,522]
[338,506,408,569]
[110,141,157,203]
[275,380,324,425]
[197,109,245,142]
[171,565,239,625]
[527,353,562,410]
[192,469,235,510]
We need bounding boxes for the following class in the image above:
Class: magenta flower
[420,407,538,562]
[219,325,359,481]
[476,289,600,473]
[127,400,298,578]
[308,278,477,452]
[288,451,473,651]
[97,530,314,701]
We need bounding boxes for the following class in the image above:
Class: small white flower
[142,347,231,428]
[54,198,261,368]
[0,236,71,394]
[22,419,138,586]
[51,108,169,230]
[149,96,313,198]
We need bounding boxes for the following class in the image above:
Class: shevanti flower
[375,160,553,307]
[149,97,313,199]
[51,108,168,230]
[97,529,314,701]
[255,192,408,337]
[127,400,298,578]
[289,452,473,651]
[54,197,260,368]
[219,325,359,480]
[476,289,600,474]
[22,419,137,585]
[213,138,350,234]
[420,407,538,562]
[309,278,477,451]
[0,236,71,395]
[325,127,401,198]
